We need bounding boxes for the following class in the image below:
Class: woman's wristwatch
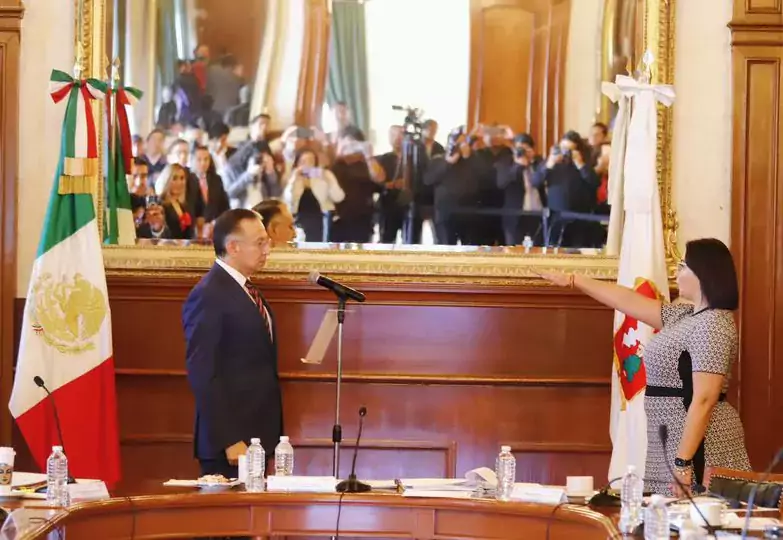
[674,457,694,477]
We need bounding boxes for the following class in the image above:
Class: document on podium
[301,310,339,365]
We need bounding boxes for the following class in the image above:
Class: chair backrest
[705,467,783,511]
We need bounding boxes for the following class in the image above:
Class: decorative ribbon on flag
[105,86,143,175]
[601,80,631,257]
[49,70,108,195]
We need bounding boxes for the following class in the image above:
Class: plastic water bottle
[522,236,534,253]
[619,465,644,533]
[46,446,69,506]
[245,438,266,492]
[495,445,516,501]
[274,436,294,476]
[644,494,670,540]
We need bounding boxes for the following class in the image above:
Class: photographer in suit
[424,128,484,245]
[182,209,282,479]
[495,133,545,245]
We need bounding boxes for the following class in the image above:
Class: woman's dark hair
[293,148,319,168]
[684,238,739,310]
[252,200,285,229]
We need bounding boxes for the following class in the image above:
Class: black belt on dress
[646,386,727,402]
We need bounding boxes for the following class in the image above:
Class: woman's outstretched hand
[536,271,574,288]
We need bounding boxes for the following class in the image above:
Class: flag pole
[108,58,121,242]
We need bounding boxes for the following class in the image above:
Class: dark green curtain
[156,1,179,95]
[326,2,370,135]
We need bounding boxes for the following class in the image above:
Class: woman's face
[169,169,186,197]
[299,152,317,169]
[676,258,702,304]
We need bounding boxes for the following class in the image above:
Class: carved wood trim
[296,0,330,127]
[730,0,783,470]
[0,1,22,447]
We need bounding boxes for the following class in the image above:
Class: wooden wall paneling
[0,2,23,447]
[8,277,615,494]
[193,0,266,84]
[546,0,570,149]
[530,4,552,150]
[469,0,543,132]
[295,0,330,127]
[730,2,783,471]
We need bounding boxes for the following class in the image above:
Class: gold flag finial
[73,42,85,79]
[111,57,122,85]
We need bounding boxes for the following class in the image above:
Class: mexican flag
[104,84,142,245]
[9,71,121,486]
[607,75,674,482]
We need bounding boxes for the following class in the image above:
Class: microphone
[33,376,75,484]
[741,447,783,539]
[659,425,716,536]
[335,406,371,493]
[308,271,366,303]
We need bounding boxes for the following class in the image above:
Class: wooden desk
[4,488,619,540]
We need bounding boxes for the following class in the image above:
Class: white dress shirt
[215,258,273,338]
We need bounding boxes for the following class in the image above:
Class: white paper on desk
[510,484,567,504]
[402,490,474,499]
[301,310,339,365]
[722,512,781,531]
[68,481,110,503]
[11,472,47,488]
[398,478,469,491]
[465,467,498,487]
[366,480,397,490]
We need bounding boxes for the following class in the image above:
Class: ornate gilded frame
[77,0,678,285]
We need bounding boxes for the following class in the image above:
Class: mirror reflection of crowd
[129,42,613,248]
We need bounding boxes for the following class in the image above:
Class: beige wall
[17,0,75,297]
[15,0,734,296]
[671,0,733,250]
[564,0,603,134]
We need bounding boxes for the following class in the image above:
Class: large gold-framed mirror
[76,0,678,284]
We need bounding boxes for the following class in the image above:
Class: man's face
[335,104,350,126]
[193,149,211,174]
[251,116,270,141]
[132,163,149,191]
[589,126,607,147]
[229,217,271,274]
[389,126,404,151]
[169,143,189,167]
[146,205,165,230]
[148,132,164,155]
[423,122,438,142]
[268,206,296,246]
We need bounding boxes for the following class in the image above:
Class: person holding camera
[329,128,384,243]
[223,114,281,209]
[283,148,345,242]
[536,130,599,246]
[495,133,545,245]
[423,129,484,245]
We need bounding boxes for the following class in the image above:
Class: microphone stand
[332,296,347,478]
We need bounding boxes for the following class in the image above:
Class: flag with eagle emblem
[607,73,674,482]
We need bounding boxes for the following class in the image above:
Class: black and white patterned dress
[642,303,751,495]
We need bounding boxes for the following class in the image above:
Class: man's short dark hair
[514,133,535,148]
[147,128,165,141]
[252,200,285,228]
[339,125,365,142]
[168,138,189,154]
[132,134,143,144]
[133,157,148,167]
[592,122,609,136]
[684,238,739,310]
[213,209,262,257]
[208,121,230,140]
[250,113,271,125]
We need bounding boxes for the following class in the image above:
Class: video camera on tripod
[392,105,424,138]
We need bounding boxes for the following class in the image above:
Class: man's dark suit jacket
[182,263,283,461]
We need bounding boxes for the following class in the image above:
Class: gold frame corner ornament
[78,0,679,286]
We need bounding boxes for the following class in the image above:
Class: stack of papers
[266,476,336,493]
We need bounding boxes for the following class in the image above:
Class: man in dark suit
[182,209,282,478]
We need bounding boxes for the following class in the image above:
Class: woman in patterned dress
[541,238,751,495]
